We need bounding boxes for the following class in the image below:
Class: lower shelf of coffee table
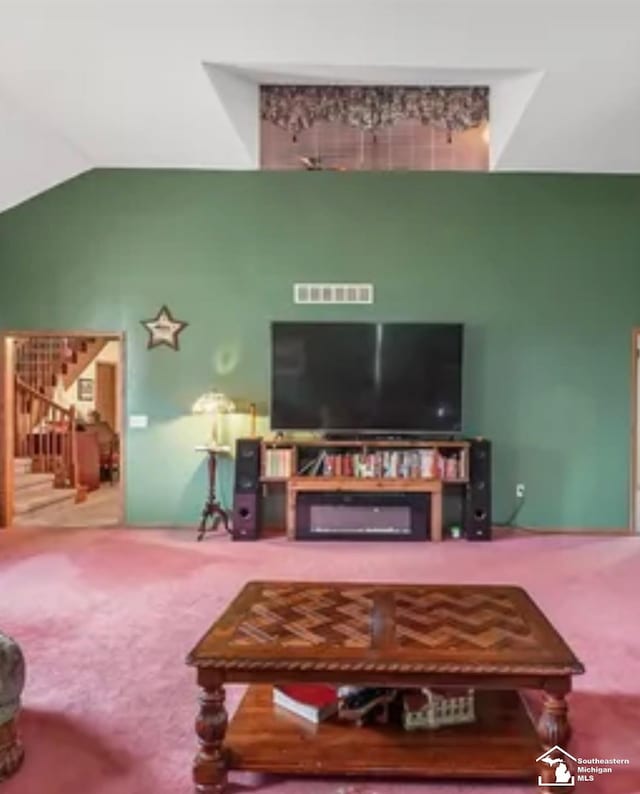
[226,685,543,780]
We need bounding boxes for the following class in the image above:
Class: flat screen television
[271,322,463,434]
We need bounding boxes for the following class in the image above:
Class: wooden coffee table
[187,581,585,793]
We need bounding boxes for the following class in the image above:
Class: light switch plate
[129,414,148,429]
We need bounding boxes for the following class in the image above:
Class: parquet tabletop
[187,581,584,677]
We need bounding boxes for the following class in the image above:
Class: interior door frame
[631,327,640,535]
[95,360,118,430]
[0,330,126,529]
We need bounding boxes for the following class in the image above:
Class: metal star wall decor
[141,305,189,350]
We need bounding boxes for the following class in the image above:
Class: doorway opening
[0,332,125,528]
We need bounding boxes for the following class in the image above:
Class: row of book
[318,449,467,480]
[263,448,294,478]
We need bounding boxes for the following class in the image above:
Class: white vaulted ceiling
[0,0,639,211]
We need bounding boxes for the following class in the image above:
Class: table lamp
[191,391,235,447]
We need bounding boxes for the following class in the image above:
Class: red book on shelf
[272,684,338,723]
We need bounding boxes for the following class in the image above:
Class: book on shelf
[272,684,338,723]
[263,447,293,478]
[318,449,467,480]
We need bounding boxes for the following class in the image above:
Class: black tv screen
[271,322,463,433]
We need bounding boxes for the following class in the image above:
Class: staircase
[13,457,76,521]
[12,335,108,520]
[15,336,108,397]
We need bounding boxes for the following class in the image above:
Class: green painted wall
[1,170,639,529]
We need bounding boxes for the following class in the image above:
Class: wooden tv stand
[260,437,470,542]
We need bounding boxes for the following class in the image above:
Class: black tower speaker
[231,438,262,541]
[465,438,492,541]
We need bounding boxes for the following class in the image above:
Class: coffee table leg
[537,687,571,747]
[193,683,228,793]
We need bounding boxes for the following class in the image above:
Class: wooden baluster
[53,406,55,471]
[20,387,25,459]
[52,408,57,475]
[55,407,61,479]
[47,338,52,393]
[69,406,77,489]
[22,391,27,459]
[41,392,46,474]
[25,392,29,460]
[53,338,58,390]
[56,407,61,477]
[61,408,67,486]
[53,406,60,485]
[44,402,49,475]
[64,408,69,486]
[57,405,63,486]
[19,388,24,459]
[53,338,59,393]
[53,338,57,391]
[27,391,34,467]
[41,401,44,473]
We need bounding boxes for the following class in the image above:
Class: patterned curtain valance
[261,85,489,140]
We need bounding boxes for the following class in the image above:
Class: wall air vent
[294,283,374,305]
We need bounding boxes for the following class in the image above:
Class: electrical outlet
[516,483,526,498]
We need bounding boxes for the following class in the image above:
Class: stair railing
[14,337,83,394]
[14,376,78,489]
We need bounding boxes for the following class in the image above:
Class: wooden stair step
[14,472,54,492]
[14,487,76,517]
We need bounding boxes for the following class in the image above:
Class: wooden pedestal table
[187,581,585,793]
[286,477,443,541]
[195,445,231,541]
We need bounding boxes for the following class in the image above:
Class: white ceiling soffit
[206,63,545,171]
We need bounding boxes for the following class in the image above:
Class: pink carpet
[1,528,639,794]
